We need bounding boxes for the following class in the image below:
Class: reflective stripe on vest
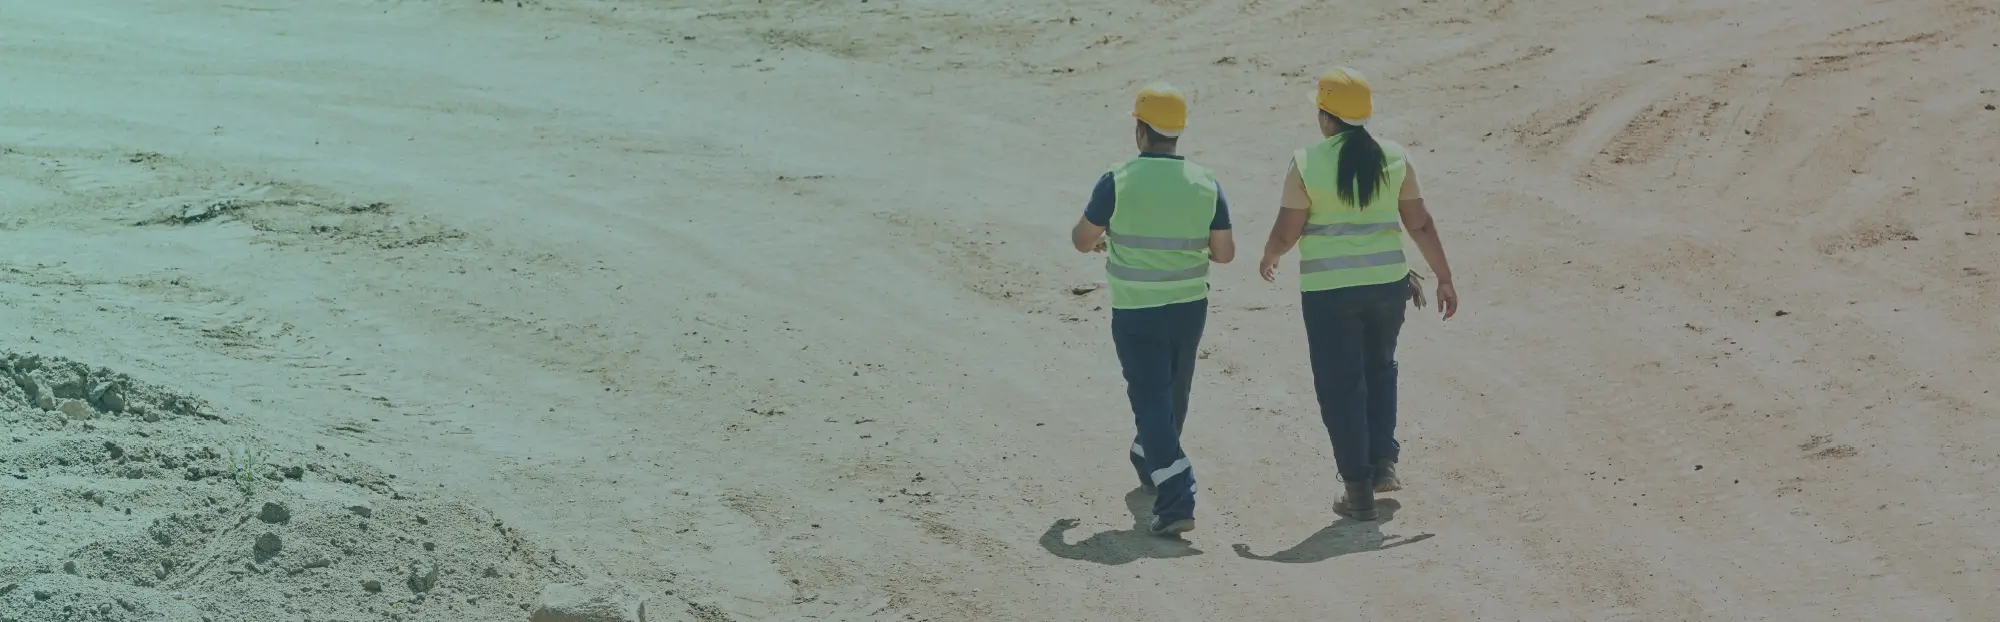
[1301,221,1402,237]
[1295,133,1410,292]
[1105,260,1210,282]
[1108,232,1211,251]
[1104,156,1218,310]
[1300,249,1405,274]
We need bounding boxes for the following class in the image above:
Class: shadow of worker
[1230,499,1435,563]
[1039,487,1202,565]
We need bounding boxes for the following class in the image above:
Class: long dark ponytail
[1332,116,1388,208]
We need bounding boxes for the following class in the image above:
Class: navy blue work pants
[1113,298,1206,523]
[1301,277,1407,484]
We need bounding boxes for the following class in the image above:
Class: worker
[1257,67,1458,522]
[1070,82,1236,537]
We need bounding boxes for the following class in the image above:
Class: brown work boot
[1334,480,1378,521]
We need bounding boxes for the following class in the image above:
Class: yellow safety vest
[1294,133,1409,292]
[1105,157,1218,309]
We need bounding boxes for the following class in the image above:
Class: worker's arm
[1209,229,1235,264]
[1072,216,1107,253]
[1208,183,1236,263]
[1259,161,1311,281]
[1397,160,1457,319]
[1072,173,1114,253]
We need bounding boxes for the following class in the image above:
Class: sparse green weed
[226,443,271,499]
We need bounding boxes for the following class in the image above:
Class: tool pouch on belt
[1407,270,1427,309]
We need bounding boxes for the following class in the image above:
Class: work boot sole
[1373,479,1403,493]
[1333,502,1378,522]
[1149,518,1196,537]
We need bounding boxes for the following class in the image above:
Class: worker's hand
[1090,239,1107,253]
[1259,253,1281,282]
[1435,281,1458,320]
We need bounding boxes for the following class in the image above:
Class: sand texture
[3,0,1997,620]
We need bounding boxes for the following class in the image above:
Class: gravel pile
[1,350,593,621]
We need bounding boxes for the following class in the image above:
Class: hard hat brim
[1131,114,1184,137]
[1309,91,1369,126]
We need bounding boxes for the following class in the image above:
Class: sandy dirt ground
[3,0,1997,620]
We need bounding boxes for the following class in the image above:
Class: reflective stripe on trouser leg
[1129,444,1150,490]
[1151,458,1191,485]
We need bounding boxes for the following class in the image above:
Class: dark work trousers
[1113,297,1207,523]
[1301,276,1408,485]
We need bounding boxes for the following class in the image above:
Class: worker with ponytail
[1259,67,1458,521]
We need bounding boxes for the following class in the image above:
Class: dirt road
[3,0,1996,619]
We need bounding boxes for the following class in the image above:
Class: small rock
[348,505,373,518]
[408,563,440,593]
[105,441,125,460]
[259,502,291,524]
[529,581,650,622]
[1069,282,1104,295]
[36,394,56,411]
[283,466,304,480]
[34,590,52,601]
[63,560,77,574]
[60,399,93,420]
[423,542,436,551]
[142,409,161,423]
[1988,104,1997,111]
[483,566,502,579]
[92,382,126,413]
[1774,310,1790,317]
[255,532,283,555]
[362,579,383,593]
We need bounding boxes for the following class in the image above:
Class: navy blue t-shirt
[1083,153,1231,230]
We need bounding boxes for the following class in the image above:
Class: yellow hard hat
[1131,82,1188,137]
[1309,67,1373,125]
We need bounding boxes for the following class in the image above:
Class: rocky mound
[0,351,592,621]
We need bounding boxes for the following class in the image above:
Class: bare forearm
[1071,219,1106,253]
[1208,231,1236,264]
[1263,208,1307,258]
[1264,230,1298,258]
[1407,220,1452,282]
